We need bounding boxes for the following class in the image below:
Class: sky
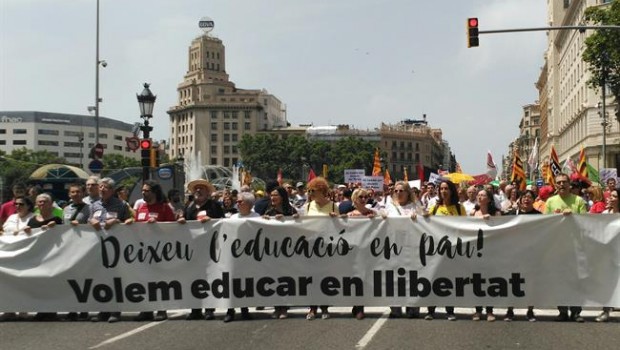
[0,0,547,174]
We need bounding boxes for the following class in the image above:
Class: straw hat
[187,179,215,193]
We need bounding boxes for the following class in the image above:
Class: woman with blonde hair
[382,181,422,318]
[304,177,340,320]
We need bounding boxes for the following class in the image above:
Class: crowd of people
[0,172,617,323]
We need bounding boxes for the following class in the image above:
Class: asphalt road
[2,307,619,350]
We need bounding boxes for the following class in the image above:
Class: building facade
[540,0,618,172]
[167,31,287,167]
[0,111,139,170]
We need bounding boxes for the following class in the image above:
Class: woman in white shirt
[2,197,34,236]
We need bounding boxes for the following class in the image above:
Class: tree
[583,1,620,121]
[0,148,68,200]
[101,154,141,177]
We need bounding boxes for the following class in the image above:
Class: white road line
[355,309,390,349]
[88,311,184,349]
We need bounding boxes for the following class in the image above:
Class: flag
[322,164,328,179]
[527,138,538,179]
[511,149,527,191]
[578,146,587,178]
[243,170,253,186]
[372,149,381,176]
[486,151,498,179]
[455,163,463,173]
[549,145,562,186]
[403,167,409,182]
[563,157,578,174]
[307,168,317,182]
[277,168,283,185]
[384,169,392,185]
[587,163,600,185]
[417,163,425,183]
[542,160,550,185]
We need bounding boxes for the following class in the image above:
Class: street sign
[93,143,104,159]
[88,159,104,173]
[126,136,140,152]
[536,178,544,187]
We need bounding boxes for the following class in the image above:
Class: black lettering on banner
[100,236,193,268]
[342,277,363,296]
[191,279,210,299]
[68,278,183,303]
[369,236,402,259]
[321,277,340,296]
[419,229,484,266]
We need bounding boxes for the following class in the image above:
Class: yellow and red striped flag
[578,145,587,178]
[372,149,381,176]
[511,149,527,191]
[384,169,392,185]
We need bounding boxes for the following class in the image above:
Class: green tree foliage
[100,153,141,177]
[0,148,67,198]
[583,1,620,120]
[238,134,377,184]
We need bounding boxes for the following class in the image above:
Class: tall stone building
[540,0,618,171]
[167,24,287,167]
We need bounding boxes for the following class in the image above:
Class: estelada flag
[511,149,527,191]
[372,149,381,176]
[549,145,562,186]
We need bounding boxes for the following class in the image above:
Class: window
[232,134,238,142]
[13,140,26,145]
[99,133,108,139]
[232,146,238,153]
[224,134,230,142]
[113,145,122,151]
[114,135,123,141]
[13,129,27,134]
[211,122,217,129]
[232,111,238,119]
[244,122,251,130]
[64,152,82,158]
[38,129,59,135]
[224,112,231,119]
[224,146,230,154]
[244,111,251,119]
[89,133,95,138]
[38,140,59,146]
[211,145,217,153]
[224,158,230,167]
[64,130,83,137]
[0,129,6,134]
[211,134,217,142]
[0,140,5,145]
[224,123,230,130]
[211,158,217,165]
[232,122,238,130]
[210,111,218,119]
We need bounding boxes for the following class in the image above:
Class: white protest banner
[344,169,365,183]
[409,180,421,189]
[362,176,384,191]
[1,215,620,312]
[428,172,440,184]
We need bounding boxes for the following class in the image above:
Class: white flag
[527,137,538,173]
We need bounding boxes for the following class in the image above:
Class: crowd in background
[0,172,617,323]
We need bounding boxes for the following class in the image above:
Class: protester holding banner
[178,179,224,321]
[0,183,27,230]
[263,186,298,220]
[25,193,63,233]
[471,189,501,321]
[545,173,586,322]
[88,177,134,323]
[425,180,466,321]
[500,185,519,215]
[382,181,421,319]
[1,196,34,236]
[63,184,91,226]
[133,180,176,322]
[304,177,340,320]
[224,192,260,322]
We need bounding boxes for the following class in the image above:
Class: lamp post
[137,83,156,181]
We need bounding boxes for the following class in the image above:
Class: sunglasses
[15,202,25,206]
[358,195,369,199]
[394,189,406,193]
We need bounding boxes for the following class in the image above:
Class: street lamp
[137,83,156,180]
[93,0,108,145]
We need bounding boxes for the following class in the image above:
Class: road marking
[355,309,390,349]
[88,312,184,349]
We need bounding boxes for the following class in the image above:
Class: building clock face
[199,16,214,34]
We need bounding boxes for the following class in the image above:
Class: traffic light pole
[141,120,151,181]
[479,25,620,35]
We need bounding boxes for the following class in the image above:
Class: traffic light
[150,147,159,168]
[467,17,479,48]
[140,139,152,167]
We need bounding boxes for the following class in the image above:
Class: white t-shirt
[2,213,34,236]
[229,212,261,219]
[384,201,423,217]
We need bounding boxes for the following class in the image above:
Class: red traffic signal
[467,17,479,48]
[140,139,152,150]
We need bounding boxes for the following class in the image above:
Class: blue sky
[0,0,547,174]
